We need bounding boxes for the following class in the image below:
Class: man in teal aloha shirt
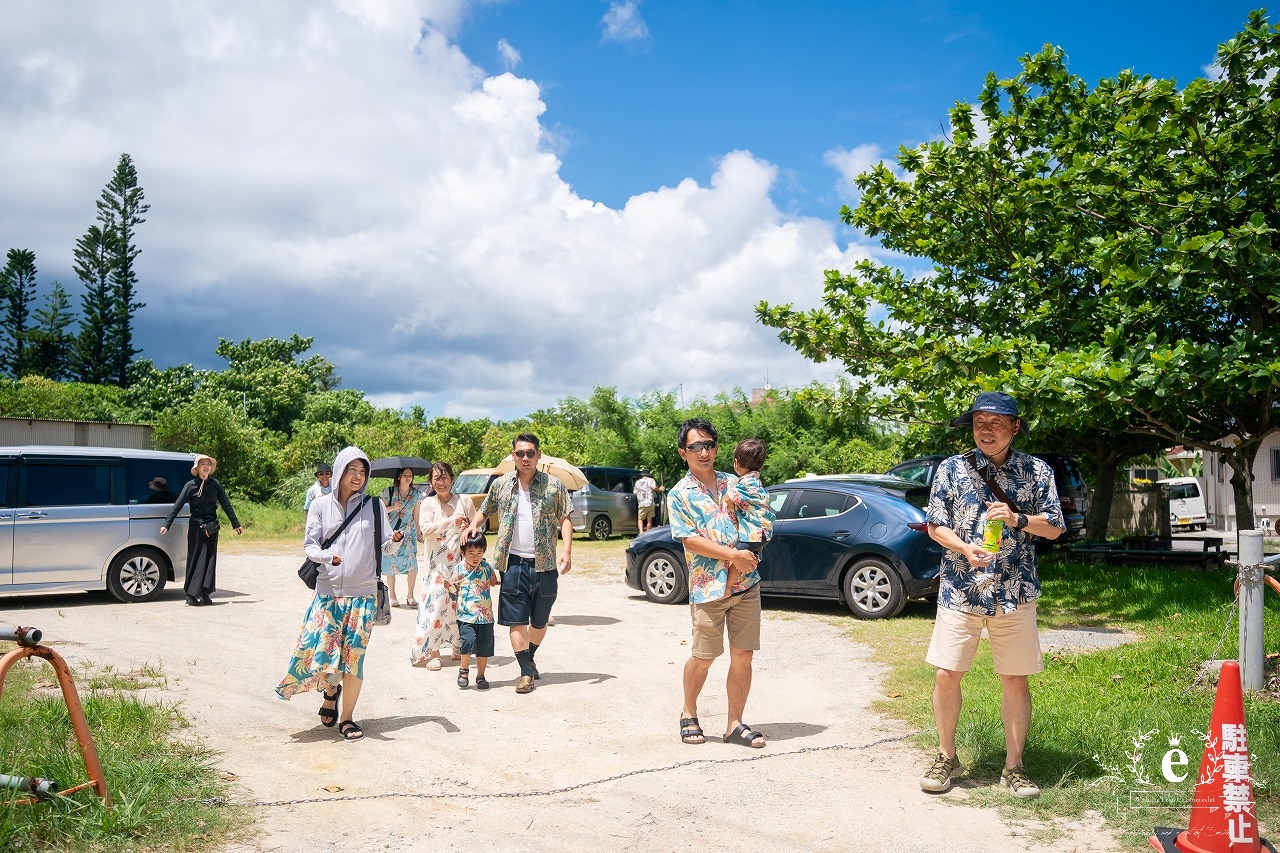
[467,433,572,695]
[667,417,767,750]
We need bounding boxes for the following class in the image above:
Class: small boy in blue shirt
[445,530,500,690]
[722,439,775,596]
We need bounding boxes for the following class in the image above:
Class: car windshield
[452,474,491,494]
[1168,483,1199,500]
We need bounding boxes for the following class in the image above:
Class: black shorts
[458,621,495,657]
[497,556,558,629]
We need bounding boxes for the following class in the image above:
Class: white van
[0,446,195,602]
[1159,477,1207,532]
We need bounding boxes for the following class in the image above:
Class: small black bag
[199,520,221,537]
[299,497,368,589]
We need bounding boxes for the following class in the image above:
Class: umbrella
[369,456,433,479]
[493,454,589,491]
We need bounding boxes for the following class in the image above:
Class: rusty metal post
[0,628,112,808]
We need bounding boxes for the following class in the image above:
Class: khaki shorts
[690,584,761,659]
[925,602,1043,676]
[638,504,655,521]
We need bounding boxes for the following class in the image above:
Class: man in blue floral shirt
[919,393,1065,800]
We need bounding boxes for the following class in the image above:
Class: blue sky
[0,1,1262,421]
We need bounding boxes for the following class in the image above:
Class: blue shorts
[458,621,495,657]
[497,556,558,629]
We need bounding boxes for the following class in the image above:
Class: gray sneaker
[920,753,963,793]
[1000,765,1041,798]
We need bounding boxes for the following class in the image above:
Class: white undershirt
[510,485,535,558]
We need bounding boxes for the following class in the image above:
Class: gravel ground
[3,540,1124,853]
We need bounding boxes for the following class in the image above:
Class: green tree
[760,13,1280,532]
[26,282,76,379]
[152,393,279,501]
[0,248,39,378]
[96,153,149,386]
[0,375,129,422]
[204,335,338,433]
[71,224,115,384]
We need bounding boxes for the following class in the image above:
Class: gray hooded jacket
[303,446,398,598]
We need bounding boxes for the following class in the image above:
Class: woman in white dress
[410,462,475,669]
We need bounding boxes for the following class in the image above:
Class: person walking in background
[447,530,499,690]
[302,463,332,515]
[919,392,1065,798]
[160,454,243,607]
[410,462,474,670]
[633,468,663,534]
[277,446,404,742]
[382,466,424,607]
[668,418,765,749]
[722,439,775,598]
[465,433,573,695]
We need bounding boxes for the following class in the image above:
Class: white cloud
[0,1,861,420]
[600,0,650,45]
[823,143,885,199]
[496,37,521,69]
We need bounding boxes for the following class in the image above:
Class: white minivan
[0,446,195,602]
[1159,477,1207,532]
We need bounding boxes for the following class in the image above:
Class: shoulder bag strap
[322,496,367,550]
[373,496,383,579]
[962,450,1021,513]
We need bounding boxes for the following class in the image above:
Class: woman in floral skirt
[410,462,475,669]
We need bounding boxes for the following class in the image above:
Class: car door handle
[18,511,48,519]
[831,530,850,540]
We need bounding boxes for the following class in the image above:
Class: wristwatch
[1014,513,1029,531]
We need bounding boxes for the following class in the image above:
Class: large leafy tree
[760,11,1280,532]
[0,248,39,378]
[96,153,149,386]
[203,335,338,434]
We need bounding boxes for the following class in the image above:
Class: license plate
[1178,518,1191,525]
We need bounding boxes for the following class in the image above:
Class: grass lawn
[0,650,247,851]
[835,555,1280,847]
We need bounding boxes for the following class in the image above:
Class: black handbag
[199,520,221,537]
[299,497,369,589]
[372,501,391,627]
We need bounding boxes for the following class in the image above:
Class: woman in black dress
[161,454,244,606]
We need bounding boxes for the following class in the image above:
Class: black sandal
[680,717,705,745]
[338,720,363,741]
[457,669,469,689]
[318,685,341,728]
[723,723,765,748]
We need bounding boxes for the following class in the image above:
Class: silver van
[571,466,647,540]
[0,446,195,602]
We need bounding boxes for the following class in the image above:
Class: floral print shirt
[633,476,657,507]
[724,471,775,543]
[480,471,571,573]
[452,559,499,624]
[926,449,1065,615]
[667,471,760,604]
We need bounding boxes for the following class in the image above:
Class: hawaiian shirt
[668,471,760,604]
[633,476,657,508]
[926,448,1065,615]
[481,470,571,573]
[452,558,499,624]
[724,472,775,543]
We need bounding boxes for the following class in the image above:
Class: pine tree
[72,224,114,384]
[96,153,149,386]
[27,282,76,380]
[0,248,39,378]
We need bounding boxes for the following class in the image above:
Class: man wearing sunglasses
[667,417,766,749]
[467,433,572,694]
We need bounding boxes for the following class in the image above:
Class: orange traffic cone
[1150,661,1275,852]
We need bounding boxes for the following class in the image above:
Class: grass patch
[841,559,1280,846]
[0,647,247,851]
[234,501,305,541]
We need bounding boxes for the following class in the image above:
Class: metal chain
[1179,565,1243,696]
[191,732,921,809]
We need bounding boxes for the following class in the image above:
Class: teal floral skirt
[276,593,376,700]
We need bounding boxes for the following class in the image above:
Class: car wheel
[590,516,612,540]
[107,547,168,603]
[842,557,906,619]
[641,550,687,604]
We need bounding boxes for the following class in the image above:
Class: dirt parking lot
[3,539,1122,852]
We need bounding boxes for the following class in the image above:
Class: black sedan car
[624,475,943,619]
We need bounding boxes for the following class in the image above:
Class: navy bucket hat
[951,392,1029,436]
